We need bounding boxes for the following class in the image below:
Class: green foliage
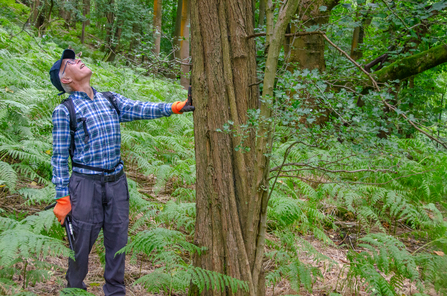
[121,228,248,294]
[59,288,95,296]
[0,213,71,290]
[346,233,447,295]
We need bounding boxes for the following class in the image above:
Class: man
[49,49,194,295]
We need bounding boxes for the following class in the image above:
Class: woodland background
[0,0,447,295]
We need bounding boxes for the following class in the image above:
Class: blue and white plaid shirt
[51,88,173,199]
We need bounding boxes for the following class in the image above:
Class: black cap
[49,49,76,95]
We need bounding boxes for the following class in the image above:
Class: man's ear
[60,77,72,84]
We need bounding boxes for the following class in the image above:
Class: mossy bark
[374,44,447,83]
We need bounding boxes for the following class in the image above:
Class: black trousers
[66,170,129,296]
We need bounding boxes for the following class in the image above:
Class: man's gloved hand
[53,195,71,225]
[172,86,195,114]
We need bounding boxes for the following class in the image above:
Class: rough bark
[286,0,339,71]
[190,0,299,295]
[153,0,163,55]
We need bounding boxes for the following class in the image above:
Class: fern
[0,160,17,190]
[347,233,421,295]
[121,228,247,294]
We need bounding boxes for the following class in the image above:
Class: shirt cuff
[55,186,69,199]
[165,103,173,116]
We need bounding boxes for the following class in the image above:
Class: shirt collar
[69,87,98,100]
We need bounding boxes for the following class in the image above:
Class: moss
[374,44,447,83]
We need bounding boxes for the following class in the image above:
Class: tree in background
[179,0,190,88]
[153,0,163,55]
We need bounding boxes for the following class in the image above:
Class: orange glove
[172,86,195,114]
[53,195,71,225]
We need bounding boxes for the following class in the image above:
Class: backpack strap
[61,98,77,158]
[101,92,120,116]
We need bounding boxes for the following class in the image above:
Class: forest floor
[0,173,437,296]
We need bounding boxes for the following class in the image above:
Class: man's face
[59,58,92,85]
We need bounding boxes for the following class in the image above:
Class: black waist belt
[73,168,124,182]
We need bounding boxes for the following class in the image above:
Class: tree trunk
[189,0,299,295]
[374,44,447,83]
[153,0,163,55]
[179,0,190,89]
[350,8,372,61]
[258,0,265,28]
[287,0,338,71]
[173,0,183,59]
[105,23,123,62]
[81,0,90,43]
[102,0,115,52]
[32,0,40,25]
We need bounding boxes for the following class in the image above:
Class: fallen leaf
[45,150,52,155]
[30,181,37,186]
[0,185,5,188]
[434,251,445,256]
[5,86,14,93]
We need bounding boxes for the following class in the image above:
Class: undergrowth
[0,10,446,296]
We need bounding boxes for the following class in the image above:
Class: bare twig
[321,32,447,150]
[246,30,324,39]
[272,169,433,185]
[380,0,409,30]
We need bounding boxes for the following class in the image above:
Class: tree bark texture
[189,0,259,294]
[153,0,163,55]
[374,44,447,83]
[180,0,190,88]
[286,0,339,71]
[190,0,299,295]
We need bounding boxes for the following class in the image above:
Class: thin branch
[271,170,433,185]
[380,0,409,30]
[246,30,324,39]
[321,32,447,150]
[271,166,397,174]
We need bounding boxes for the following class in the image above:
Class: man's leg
[66,173,104,289]
[102,173,129,296]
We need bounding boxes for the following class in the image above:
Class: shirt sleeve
[111,92,173,123]
[51,105,71,199]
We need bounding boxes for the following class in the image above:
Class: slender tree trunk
[258,0,265,28]
[32,0,40,25]
[173,0,183,59]
[102,0,115,52]
[189,0,299,295]
[179,0,190,88]
[153,0,163,55]
[350,8,372,61]
[81,0,90,43]
[105,23,123,62]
